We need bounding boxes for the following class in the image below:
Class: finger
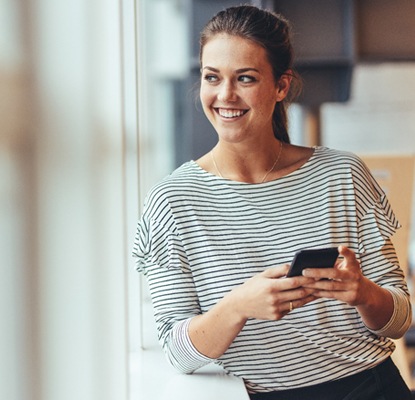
[302,267,340,281]
[278,275,318,291]
[312,289,353,303]
[262,264,290,279]
[312,290,340,300]
[284,287,316,300]
[287,294,316,312]
[304,279,347,291]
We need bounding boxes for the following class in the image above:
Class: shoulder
[144,162,193,202]
[313,147,381,194]
[313,146,359,162]
[150,161,214,193]
[283,145,365,172]
[142,161,213,216]
[313,146,370,174]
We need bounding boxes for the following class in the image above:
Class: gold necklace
[210,141,283,183]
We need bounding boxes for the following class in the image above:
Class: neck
[211,141,284,183]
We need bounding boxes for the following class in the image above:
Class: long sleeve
[360,240,412,339]
[133,213,215,373]
[352,158,412,339]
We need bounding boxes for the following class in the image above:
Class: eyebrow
[202,66,260,73]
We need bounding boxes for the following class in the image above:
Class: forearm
[357,277,394,331]
[358,240,412,338]
[164,318,215,373]
[188,291,248,358]
[360,285,412,339]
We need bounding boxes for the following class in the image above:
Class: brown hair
[199,5,301,143]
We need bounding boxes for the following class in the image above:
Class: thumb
[338,245,357,264]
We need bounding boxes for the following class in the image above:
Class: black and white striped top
[133,146,411,394]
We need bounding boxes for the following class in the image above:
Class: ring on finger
[289,301,294,312]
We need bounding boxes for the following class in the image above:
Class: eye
[203,74,219,83]
[238,75,256,83]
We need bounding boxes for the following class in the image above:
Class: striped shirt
[132,146,411,393]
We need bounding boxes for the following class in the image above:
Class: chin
[216,130,248,144]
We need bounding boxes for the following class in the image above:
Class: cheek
[251,100,277,124]
[254,91,278,116]
[249,92,270,112]
[200,84,212,100]
[200,86,215,114]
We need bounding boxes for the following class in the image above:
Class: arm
[358,240,412,338]
[143,262,213,373]
[145,262,316,370]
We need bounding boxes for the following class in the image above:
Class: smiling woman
[199,5,302,142]
[198,34,293,183]
[200,36,285,142]
[132,5,413,400]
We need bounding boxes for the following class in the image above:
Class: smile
[215,108,248,119]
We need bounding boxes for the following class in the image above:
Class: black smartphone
[286,247,339,277]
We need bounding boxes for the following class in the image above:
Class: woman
[133,5,412,399]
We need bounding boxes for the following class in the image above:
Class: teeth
[218,108,245,118]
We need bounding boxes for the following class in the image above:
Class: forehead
[201,34,270,70]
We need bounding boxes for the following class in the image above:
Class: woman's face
[200,34,288,145]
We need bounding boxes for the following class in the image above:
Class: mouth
[214,108,249,119]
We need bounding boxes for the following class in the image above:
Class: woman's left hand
[301,246,369,306]
[302,245,394,330]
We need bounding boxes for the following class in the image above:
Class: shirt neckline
[189,146,320,186]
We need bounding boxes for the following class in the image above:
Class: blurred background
[2,0,415,399]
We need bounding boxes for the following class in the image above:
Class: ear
[275,70,293,102]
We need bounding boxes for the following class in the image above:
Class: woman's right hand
[230,265,317,321]
[189,265,316,359]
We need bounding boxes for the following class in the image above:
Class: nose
[217,80,237,102]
